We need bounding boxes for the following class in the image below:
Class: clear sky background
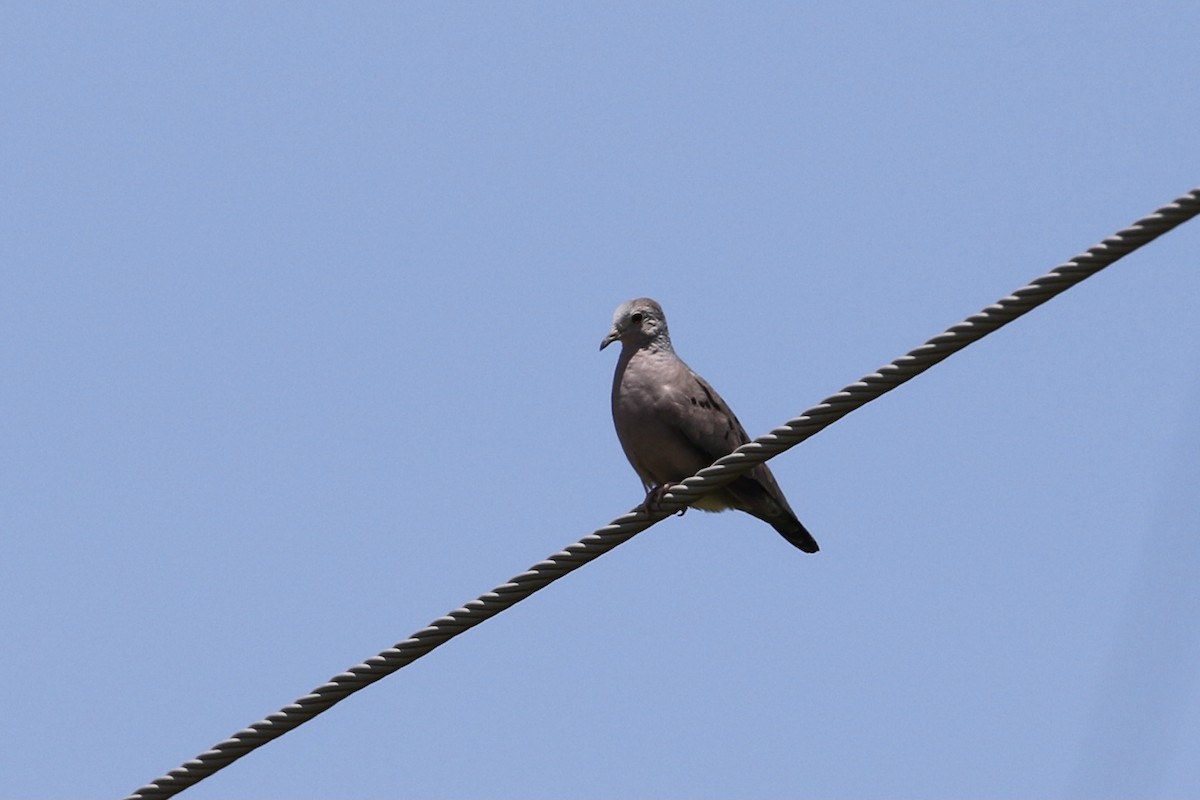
[3,4,1199,799]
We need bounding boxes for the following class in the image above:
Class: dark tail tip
[775,518,820,553]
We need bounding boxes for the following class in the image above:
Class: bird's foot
[639,484,687,517]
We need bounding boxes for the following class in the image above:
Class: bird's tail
[727,472,821,553]
[771,514,820,553]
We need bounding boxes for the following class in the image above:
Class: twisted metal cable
[126,187,1200,800]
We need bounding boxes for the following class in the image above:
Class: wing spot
[695,380,722,412]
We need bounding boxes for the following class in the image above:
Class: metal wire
[126,187,1200,799]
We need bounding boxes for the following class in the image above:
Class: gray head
[599,297,673,352]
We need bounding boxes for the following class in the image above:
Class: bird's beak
[599,328,620,351]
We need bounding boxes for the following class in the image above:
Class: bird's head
[600,297,672,352]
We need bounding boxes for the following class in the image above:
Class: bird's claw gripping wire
[640,484,687,517]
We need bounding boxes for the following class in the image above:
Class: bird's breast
[610,351,710,486]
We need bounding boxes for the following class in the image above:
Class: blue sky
[3,3,1199,798]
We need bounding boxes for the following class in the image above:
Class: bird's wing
[666,364,753,462]
[666,363,798,518]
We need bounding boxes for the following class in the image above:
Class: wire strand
[125,187,1200,799]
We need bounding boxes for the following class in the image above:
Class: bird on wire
[600,297,819,553]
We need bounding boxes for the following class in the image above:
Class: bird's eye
[630,312,643,324]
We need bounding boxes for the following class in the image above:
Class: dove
[600,297,819,553]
